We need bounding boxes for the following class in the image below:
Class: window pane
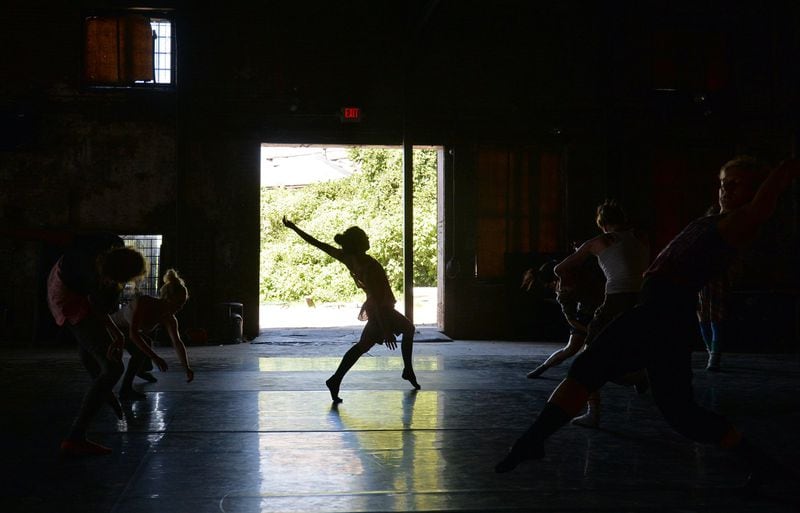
[151,19,173,84]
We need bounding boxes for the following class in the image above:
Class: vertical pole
[402,3,414,323]
[403,141,414,323]
[792,131,799,350]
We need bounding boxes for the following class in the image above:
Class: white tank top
[111,299,134,330]
[597,230,650,294]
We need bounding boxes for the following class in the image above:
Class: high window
[84,12,174,87]
[120,234,163,303]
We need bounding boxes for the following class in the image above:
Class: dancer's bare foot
[325,378,343,403]
[571,411,599,428]
[402,369,421,390]
[526,364,548,379]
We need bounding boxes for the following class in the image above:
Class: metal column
[403,141,414,323]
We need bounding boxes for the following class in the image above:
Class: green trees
[260,148,438,304]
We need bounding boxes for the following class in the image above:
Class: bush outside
[260,148,438,304]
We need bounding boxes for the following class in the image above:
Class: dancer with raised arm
[283,217,419,403]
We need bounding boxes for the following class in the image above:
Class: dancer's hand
[185,367,195,383]
[106,325,124,360]
[520,268,536,291]
[109,326,124,347]
[153,355,168,372]
[106,341,124,361]
[384,333,397,350]
[566,318,586,332]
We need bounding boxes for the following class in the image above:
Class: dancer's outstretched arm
[719,159,800,248]
[283,217,344,262]
[553,234,608,276]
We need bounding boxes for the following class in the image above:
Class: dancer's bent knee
[567,352,609,391]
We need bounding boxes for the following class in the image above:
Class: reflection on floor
[1,331,798,512]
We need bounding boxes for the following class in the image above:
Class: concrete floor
[1,327,799,513]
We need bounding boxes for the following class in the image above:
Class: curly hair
[99,247,147,284]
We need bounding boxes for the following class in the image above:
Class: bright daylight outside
[259,145,439,328]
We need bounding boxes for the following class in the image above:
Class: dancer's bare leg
[327,333,375,403]
[571,391,601,427]
[120,344,147,401]
[400,327,420,389]
[392,310,420,389]
[527,333,586,378]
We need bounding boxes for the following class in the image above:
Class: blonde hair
[160,268,188,304]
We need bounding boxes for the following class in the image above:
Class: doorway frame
[258,142,447,330]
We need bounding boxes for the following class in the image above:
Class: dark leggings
[121,335,152,390]
[70,316,124,438]
[567,289,732,444]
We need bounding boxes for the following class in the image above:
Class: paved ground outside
[260,287,438,328]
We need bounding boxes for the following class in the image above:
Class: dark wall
[1,1,798,345]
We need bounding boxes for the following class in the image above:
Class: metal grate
[120,235,162,304]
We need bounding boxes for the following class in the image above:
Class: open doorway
[259,144,442,330]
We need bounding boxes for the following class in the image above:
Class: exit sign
[340,106,362,123]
